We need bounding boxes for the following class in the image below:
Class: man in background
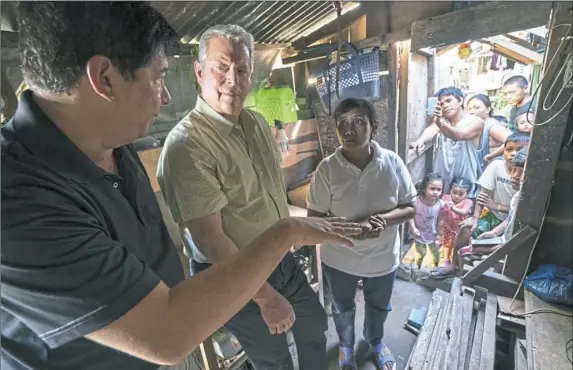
[410,86,484,196]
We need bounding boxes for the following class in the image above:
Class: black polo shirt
[1,90,185,370]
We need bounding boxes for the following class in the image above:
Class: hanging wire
[525,21,573,127]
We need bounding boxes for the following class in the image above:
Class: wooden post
[396,40,411,160]
[199,338,220,370]
[387,44,399,153]
[410,1,552,51]
[462,225,536,285]
[503,1,573,280]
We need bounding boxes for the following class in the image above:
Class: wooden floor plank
[444,281,464,370]
[480,293,498,370]
[459,291,477,369]
[408,290,448,370]
[524,290,573,370]
[469,305,486,370]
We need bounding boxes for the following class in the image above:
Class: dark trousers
[322,263,396,348]
[190,256,328,370]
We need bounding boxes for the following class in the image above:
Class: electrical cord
[566,338,573,364]
[526,19,573,127]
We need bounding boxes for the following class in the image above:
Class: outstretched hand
[288,216,362,248]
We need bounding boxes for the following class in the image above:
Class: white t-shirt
[307,141,417,277]
[476,159,516,220]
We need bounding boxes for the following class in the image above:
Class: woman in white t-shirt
[307,98,417,370]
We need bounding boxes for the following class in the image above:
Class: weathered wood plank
[444,279,464,370]
[525,290,573,370]
[199,338,219,370]
[408,290,448,370]
[410,1,551,51]
[504,1,573,280]
[514,335,528,370]
[459,290,476,369]
[396,40,411,161]
[462,225,537,285]
[473,270,522,299]
[497,313,526,334]
[420,290,451,370]
[469,304,486,370]
[427,280,459,370]
[497,296,525,316]
[480,293,498,370]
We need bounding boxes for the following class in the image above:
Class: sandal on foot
[338,346,357,370]
[373,344,396,370]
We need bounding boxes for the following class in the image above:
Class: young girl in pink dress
[403,173,445,268]
[435,177,474,271]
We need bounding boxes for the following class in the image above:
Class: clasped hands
[354,214,387,240]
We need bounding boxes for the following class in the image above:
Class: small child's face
[504,140,527,163]
[510,165,525,190]
[425,180,443,200]
[516,113,534,133]
[450,186,469,204]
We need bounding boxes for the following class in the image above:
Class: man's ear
[194,61,203,84]
[86,56,119,102]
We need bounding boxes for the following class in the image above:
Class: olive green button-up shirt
[158,96,289,259]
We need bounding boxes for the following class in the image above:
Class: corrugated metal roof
[151,1,354,44]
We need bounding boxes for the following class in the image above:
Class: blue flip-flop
[339,346,357,370]
[373,343,396,370]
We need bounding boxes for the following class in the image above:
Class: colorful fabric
[438,228,458,266]
[402,240,440,268]
[441,195,473,232]
[472,210,502,238]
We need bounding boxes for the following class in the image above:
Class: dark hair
[450,177,473,192]
[416,173,444,195]
[333,98,378,139]
[505,132,531,146]
[503,75,529,88]
[435,87,464,104]
[467,94,493,117]
[19,2,179,93]
[493,115,509,125]
[512,147,528,167]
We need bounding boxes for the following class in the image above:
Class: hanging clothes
[489,53,502,71]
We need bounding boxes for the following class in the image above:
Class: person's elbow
[151,345,195,366]
[403,205,416,220]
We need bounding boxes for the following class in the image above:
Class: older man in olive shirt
[158,25,328,370]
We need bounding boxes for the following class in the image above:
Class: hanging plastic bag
[524,264,573,306]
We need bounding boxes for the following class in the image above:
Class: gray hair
[198,24,254,68]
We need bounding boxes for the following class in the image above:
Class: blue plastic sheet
[524,264,573,306]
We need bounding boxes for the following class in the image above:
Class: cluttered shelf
[524,290,573,370]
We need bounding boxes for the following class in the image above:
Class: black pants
[190,255,328,370]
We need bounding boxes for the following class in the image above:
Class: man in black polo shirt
[0,3,361,370]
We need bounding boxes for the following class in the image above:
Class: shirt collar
[194,95,251,137]
[8,90,116,183]
[334,141,384,170]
